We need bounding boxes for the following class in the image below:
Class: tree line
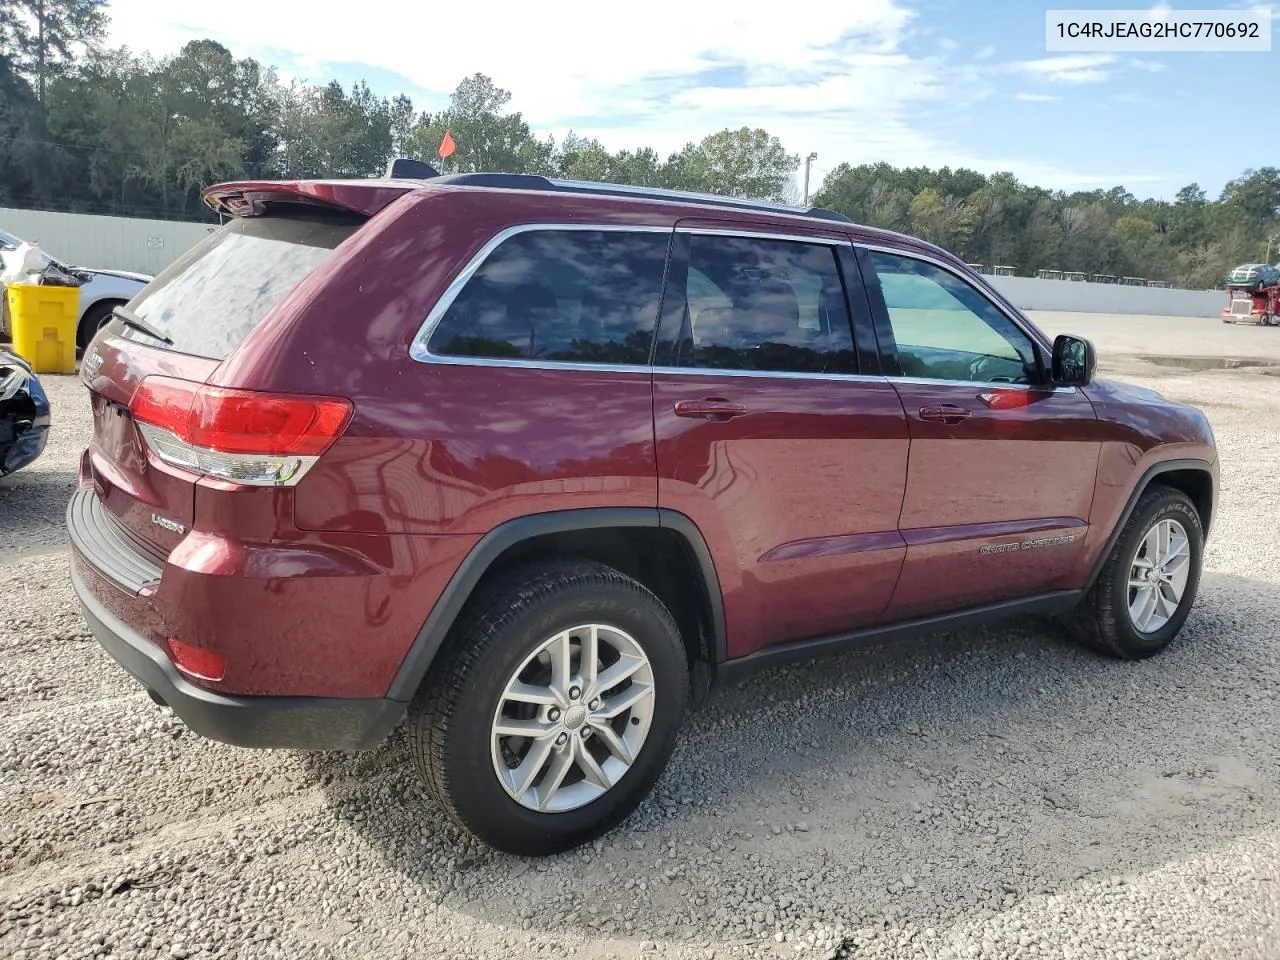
[2,0,1277,289]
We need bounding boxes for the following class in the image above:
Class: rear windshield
[117,213,360,359]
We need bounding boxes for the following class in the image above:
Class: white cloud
[103,0,914,119]
[976,45,997,59]
[103,0,942,153]
[939,38,960,51]
[1015,92,1062,102]
[994,54,1118,84]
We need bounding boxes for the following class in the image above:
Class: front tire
[407,560,688,855]
[1071,486,1204,659]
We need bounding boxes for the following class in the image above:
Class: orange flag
[439,130,457,159]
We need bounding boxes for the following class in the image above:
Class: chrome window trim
[650,365,883,384]
[409,222,673,365]
[419,354,658,375]
[887,375,1077,394]
[856,242,1055,355]
[407,224,1078,395]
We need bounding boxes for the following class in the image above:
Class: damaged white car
[0,228,152,348]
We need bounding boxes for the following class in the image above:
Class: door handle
[674,398,748,421]
[919,404,972,424]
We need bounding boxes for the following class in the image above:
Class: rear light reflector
[167,637,226,683]
[130,377,352,486]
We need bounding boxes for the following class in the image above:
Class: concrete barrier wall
[0,208,217,276]
[987,275,1223,318]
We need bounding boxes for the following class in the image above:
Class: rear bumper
[72,562,406,750]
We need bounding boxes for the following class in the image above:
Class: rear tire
[1069,486,1204,659]
[407,560,688,855]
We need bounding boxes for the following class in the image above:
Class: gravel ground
[3,313,1280,960]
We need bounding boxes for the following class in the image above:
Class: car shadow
[309,569,1280,946]
[0,468,78,557]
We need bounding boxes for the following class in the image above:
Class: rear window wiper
[111,305,173,346]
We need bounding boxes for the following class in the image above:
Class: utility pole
[803,152,817,205]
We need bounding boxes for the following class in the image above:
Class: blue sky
[105,0,1277,201]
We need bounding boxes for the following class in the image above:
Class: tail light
[130,376,352,486]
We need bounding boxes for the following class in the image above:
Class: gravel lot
[4,311,1280,960]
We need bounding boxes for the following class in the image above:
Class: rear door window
[424,229,670,365]
[117,214,360,360]
[662,234,857,375]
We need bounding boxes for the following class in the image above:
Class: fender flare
[385,507,727,702]
[1083,457,1216,590]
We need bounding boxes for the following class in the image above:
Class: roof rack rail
[379,162,851,223]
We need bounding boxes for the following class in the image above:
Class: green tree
[908,187,974,252]
[3,24,1280,286]
[1216,168,1280,255]
[1168,184,1208,250]
[664,127,799,201]
[406,73,552,174]
[2,0,108,103]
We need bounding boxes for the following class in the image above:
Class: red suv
[69,168,1218,855]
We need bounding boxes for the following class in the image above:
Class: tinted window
[119,214,359,360]
[427,230,670,365]
[869,251,1038,384]
[666,235,856,375]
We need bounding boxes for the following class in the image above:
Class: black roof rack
[382,161,850,224]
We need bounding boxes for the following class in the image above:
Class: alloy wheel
[1127,518,1191,633]
[490,624,656,813]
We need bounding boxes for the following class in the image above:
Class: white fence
[0,207,217,276]
[988,275,1223,318]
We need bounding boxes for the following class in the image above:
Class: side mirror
[1051,334,1096,386]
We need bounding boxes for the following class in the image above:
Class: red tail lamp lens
[190,386,351,456]
[130,377,352,457]
[166,637,226,683]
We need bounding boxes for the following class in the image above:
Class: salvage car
[0,348,50,476]
[1226,263,1280,293]
[0,228,151,348]
[68,169,1218,856]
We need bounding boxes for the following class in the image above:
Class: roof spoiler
[385,158,441,180]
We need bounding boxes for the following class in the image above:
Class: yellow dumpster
[6,283,80,374]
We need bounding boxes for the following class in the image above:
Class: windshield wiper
[111,305,173,345]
